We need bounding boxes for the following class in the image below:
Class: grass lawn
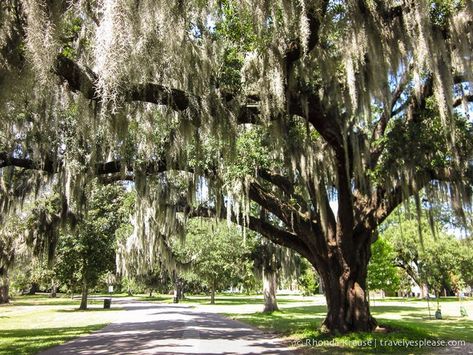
[224,297,473,354]
[0,295,123,355]
[137,293,314,306]
[183,294,312,305]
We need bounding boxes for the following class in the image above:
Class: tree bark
[50,282,57,298]
[262,266,279,313]
[316,238,377,333]
[210,280,216,304]
[0,271,10,304]
[79,279,88,310]
[28,282,39,295]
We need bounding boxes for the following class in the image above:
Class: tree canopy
[0,0,472,333]
[382,200,473,296]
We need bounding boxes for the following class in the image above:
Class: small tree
[136,264,172,297]
[55,183,126,309]
[418,237,462,298]
[0,215,25,303]
[382,201,473,297]
[176,219,252,304]
[367,238,400,297]
[297,258,320,296]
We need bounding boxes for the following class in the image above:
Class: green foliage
[225,127,271,180]
[367,238,400,293]
[429,0,465,27]
[372,108,473,185]
[297,259,319,296]
[59,12,84,60]
[381,199,473,294]
[0,295,121,355]
[215,0,259,52]
[135,264,172,295]
[54,183,127,293]
[174,219,254,294]
[418,235,469,295]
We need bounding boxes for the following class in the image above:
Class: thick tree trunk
[316,238,377,333]
[0,271,10,304]
[262,266,279,313]
[79,280,88,310]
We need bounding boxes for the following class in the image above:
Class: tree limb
[188,205,312,261]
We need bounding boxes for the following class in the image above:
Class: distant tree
[367,238,400,295]
[136,264,173,297]
[252,236,302,312]
[176,219,253,304]
[382,201,473,296]
[458,240,473,289]
[55,183,126,309]
[252,239,281,312]
[297,258,320,296]
[29,259,58,297]
[0,211,29,303]
[418,236,467,297]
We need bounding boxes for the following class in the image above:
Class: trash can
[104,298,112,309]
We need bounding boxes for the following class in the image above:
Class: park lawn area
[135,294,174,303]
[136,293,316,312]
[225,298,473,354]
[0,295,123,355]
[182,294,314,306]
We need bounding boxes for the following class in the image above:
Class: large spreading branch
[188,205,312,261]
[257,169,310,214]
[54,56,192,112]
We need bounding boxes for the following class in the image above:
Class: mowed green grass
[3,293,472,354]
[137,293,315,306]
[0,295,123,355]
[225,297,473,353]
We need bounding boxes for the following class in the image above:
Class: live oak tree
[252,236,301,313]
[1,1,473,332]
[253,239,282,313]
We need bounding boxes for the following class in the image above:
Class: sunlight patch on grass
[225,301,473,354]
[0,296,123,355]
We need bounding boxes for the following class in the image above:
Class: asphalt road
[38,301,295,355]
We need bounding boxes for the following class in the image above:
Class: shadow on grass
[135,295,173,302]
[230,304,473,354]
[377,297,472,303]
[56,308,120,313]
[181,296,313,306]
[11,301,80,307]
[380,318,473,342]
[0,324,107,355]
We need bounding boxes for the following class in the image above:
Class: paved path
[38,301,295,355]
